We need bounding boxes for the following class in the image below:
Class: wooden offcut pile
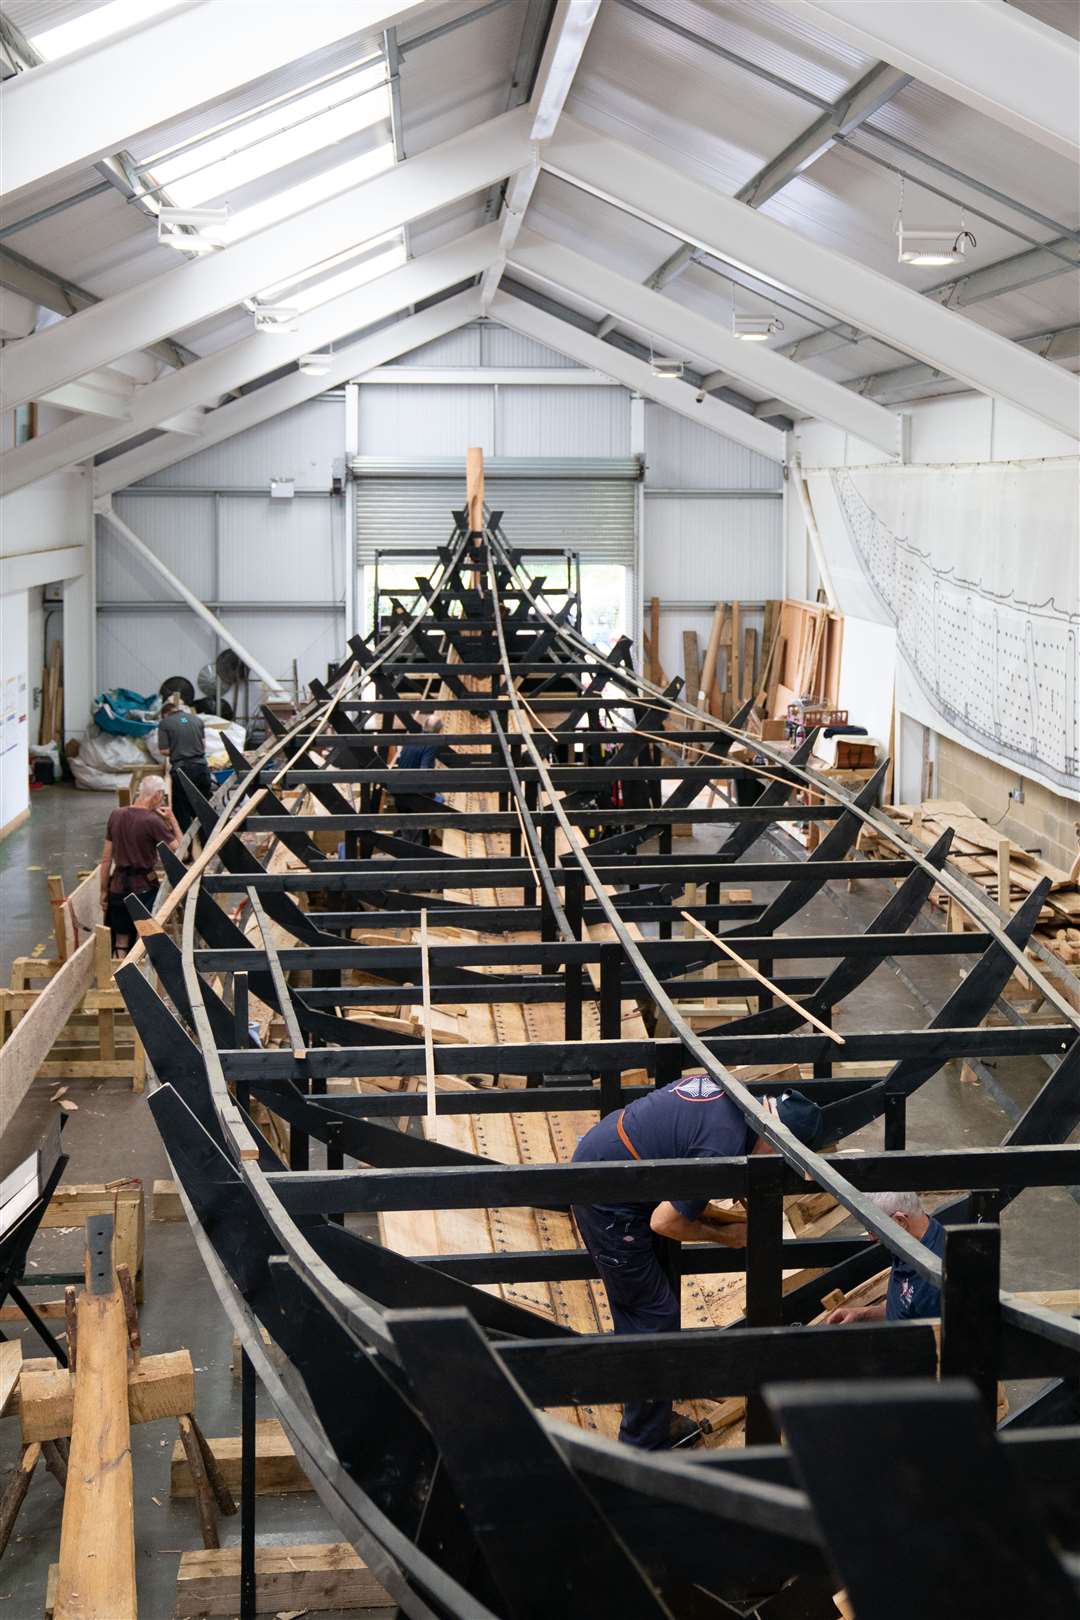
[858,800,1080,992]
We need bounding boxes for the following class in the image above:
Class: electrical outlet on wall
[1008,782,1025,804]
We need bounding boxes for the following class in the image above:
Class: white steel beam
[94,499,291,697]
[737,61,910,207]
[541,115,1080,441]
[791,0,1080,164]
[3,230,498,493]
[479,0,600,311]
[361,367,618,384]
[510,229,902,454]
[94,290,483,496]
[2,108,533,415]
[0,0,438,204]
[490,291,784,461]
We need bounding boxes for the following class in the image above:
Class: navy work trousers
[171,760,214,833]
[572,1204,680,1450]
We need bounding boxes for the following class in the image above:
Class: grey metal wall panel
[497,387,630,456]
[644,402,782,490]
[642,497,783,600]
[356,478,635,563]
[357,384,495,457]
[216,496,340,602]
[381,322,580,369]
[479,326,578,367]
[387,326,483,366]
[139,398,345,487]
[218,610,343,692]
[97,610,215,697]
[103,494,215,600]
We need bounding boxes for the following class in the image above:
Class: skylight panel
[149,57,390,209]
[209,139,396,244]
[257,230,404,304]
[30,0,181,60]
[283,236,407,312]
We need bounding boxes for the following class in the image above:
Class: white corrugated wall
[96,397,347,702]
[642,402,785,684]
[94,331,786,704]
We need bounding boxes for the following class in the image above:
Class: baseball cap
[771,1090,825,1149]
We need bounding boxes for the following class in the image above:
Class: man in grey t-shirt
[158,698,212,832]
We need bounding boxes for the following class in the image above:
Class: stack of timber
[858,800,1080,999]
[38,641,63,750]
[759,599,844,726]
[677,601,772,724]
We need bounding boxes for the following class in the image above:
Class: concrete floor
[1,786,375,1620]
[1,782,1078,1617]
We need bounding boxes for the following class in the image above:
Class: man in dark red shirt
[98,774,181,951]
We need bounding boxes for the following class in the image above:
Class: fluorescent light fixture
[254,306,301,333]
[896,225,975,266]
[298,353,333,376]
[157,205,229,253]
[732,315,784,342]
[650,357,684,379]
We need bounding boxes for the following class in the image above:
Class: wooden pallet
[172,1542,392,1616]
[1,873,146,1101]
[857,800,1080,996]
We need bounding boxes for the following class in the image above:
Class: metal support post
[813,1006,834,1077]
[744,1152,786,1444]
[240,1348,257,1620]
[883,1089,906,1151]
[599,946,621,1116]
[565,871,584,1041]
[233,972,250,1114]
[941,1223,1001,1416]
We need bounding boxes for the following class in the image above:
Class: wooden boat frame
[117,509,1080,1620]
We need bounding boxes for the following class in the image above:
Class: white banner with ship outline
[806,458,1079,799]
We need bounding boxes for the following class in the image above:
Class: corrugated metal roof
[0,0,1073,420]
[4,0,105,35]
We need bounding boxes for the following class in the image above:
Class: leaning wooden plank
[54,1244,137,1619]
[20,1349,193,1443]
[682,631,702,726]
[170,1418,310,1497]
[698,604,725,718]
[173,1542,393,1616]
[0,933,95,1131]
[0,1341,21,1418]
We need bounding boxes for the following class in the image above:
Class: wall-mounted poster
[806,458,1080,798]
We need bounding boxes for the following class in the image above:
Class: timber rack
[105,480,1080,1620]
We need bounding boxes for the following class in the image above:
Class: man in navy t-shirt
[392,717,443,844]
[824,1190,945,1325]
[572,1074,825,1450]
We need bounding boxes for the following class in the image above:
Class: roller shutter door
[351,457,639,565]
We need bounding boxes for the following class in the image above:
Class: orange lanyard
[615,1109,641,1161]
